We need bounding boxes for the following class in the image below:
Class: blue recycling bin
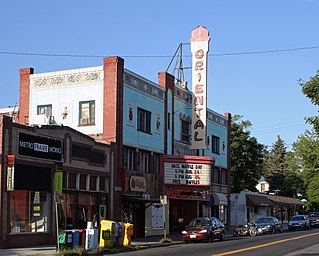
[71,230,80,248]
[114,222,124,246]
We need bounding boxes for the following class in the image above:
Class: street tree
[299,70,319,133]
[291,130,319,209]
[263,136,288,194]
[231,115,264,193]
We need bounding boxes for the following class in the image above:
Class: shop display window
[58,193,98,230]
[9,190,50,233]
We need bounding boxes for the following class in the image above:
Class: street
[124,229,319,256]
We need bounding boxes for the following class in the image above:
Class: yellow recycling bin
[123,223,134,246]
[100,220,115,248]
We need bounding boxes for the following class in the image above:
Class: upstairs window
[139,150,150,173]
[181,119,190,143]
[137,108,151,134]
[213,167,220,184]
[153,153,160,174]
[79,100,95,125]
[221,168,227,185]
[37,104,52,118]
[212,135,220,154]
[123,147,134,171]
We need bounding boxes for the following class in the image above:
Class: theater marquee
[164,162,211,186]
[190,26,210,149]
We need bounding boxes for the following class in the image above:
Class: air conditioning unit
[48,116,55,124]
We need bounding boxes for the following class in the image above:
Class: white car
[288,215,310,231]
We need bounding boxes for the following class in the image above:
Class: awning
[246,194,274,207]
[267,195,304,205]
[210,193,228,206]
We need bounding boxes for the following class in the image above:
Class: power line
[0,45,319,59]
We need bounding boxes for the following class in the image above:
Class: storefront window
[9,190,50,233]
[58,193,98,230]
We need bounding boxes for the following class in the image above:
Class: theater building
[16,26,231,238]
[0,115,111,248]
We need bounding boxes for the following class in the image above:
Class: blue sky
[1,0,319,148]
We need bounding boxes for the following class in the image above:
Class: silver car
[288,215,310,231]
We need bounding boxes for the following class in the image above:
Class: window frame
[37,104,52,118]
[137,107,151,134]
[212,135,220,155]
[180,119,190,144]
[79,100,95,126]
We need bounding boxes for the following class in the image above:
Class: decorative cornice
[31,71,102,88]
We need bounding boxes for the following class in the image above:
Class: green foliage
[290,130,319,209]
[307,172,319,203]
[230,115,264,192]
[300,70,319,133]
[263,136,289,194]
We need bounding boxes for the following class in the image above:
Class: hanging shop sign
[7,166,14,191]
[18,132,63,161]
[129,176,146,192]
[164,162,211,186]
[190,26,210,149]
[6,155,15,191]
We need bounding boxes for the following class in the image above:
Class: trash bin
[71,230,80,248]
[114,222,124,246]
[123,223,133,246]
[100,220,115,247]
[76,229,86,248]
[58,230,73,250]
[85,228,99,250]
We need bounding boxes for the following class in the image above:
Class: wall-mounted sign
[129,176,146,192]
[190,26,210,149]
[164,162,211,186]
[127,104,135,126]
[7,166,14,191]
[18,132,63,161]
[7,155,15,166]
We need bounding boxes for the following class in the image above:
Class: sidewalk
[0,224,296,256]
[0,233,184,256]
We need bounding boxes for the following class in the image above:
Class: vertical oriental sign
[190,26,210,149]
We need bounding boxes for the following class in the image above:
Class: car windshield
[188,219,209,227]
[291,216,304,221]
[256,217,274,223]
[310,213,319,217]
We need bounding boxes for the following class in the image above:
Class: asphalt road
[124,229,319,256]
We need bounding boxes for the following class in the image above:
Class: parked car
[288,215,310,231]
[255,217,283,233]
[308,212,319,228]
[182,217,225,243]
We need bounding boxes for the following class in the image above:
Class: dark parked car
[288,215,310,231]
[182,217,225,243]
[256,217,282,233]
[308,212,319,228]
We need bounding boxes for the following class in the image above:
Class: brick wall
[18,68,34,125]
[103,56,124,220]
[158,72,175,154]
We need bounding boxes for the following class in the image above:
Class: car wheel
[183,240,189,244]
[279,227,283,233]
[272,227,276,233]
[220,232,225,241]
